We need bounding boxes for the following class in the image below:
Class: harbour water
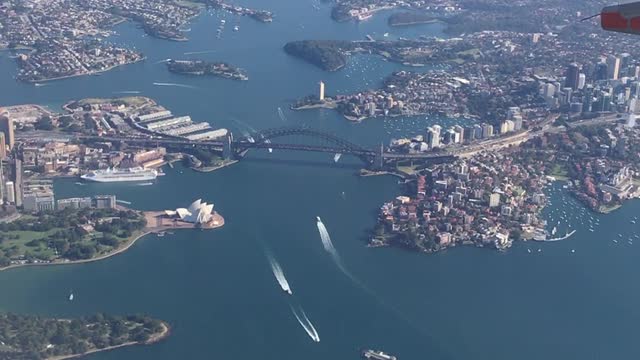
[2,1,640,359]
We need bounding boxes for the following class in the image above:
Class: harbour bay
[1,0,640,359]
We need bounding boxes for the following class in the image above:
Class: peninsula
[167,59,248,81]
[388,12,439,27]
[0,313,169,360]
[0,0,204,82]
[0,204,224,271]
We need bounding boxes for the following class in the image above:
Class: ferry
[81,167,158,183]
[362,349,397,360]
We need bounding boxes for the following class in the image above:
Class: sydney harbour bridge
[80,126,457,168]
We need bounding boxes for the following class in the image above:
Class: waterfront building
[473,124,483,139]
[427,125,441,148]
[500,121,509,134]
[133,148,166,165]
[319,81,325,101]
[185,128,228,141]
[513,115,523,131]
[93,195,117,209]
[165,199,215,224]
[145,116,192,131]
[57,197,92,210]
[23,187,55,212]
[481,123,494,138]
[565,63,580,90]
[453,125,464,142]
[137,110,172,123]
[0,116,14,150]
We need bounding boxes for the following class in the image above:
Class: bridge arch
[255,127,372,154]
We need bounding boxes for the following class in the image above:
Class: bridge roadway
[78,134,458,161]
[19,113,623,165]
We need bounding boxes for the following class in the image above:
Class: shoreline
[22,56,146,84]
[389,19,441,27]
[0,209,225,272]
[192,159,238,172]
[47,321,171,360]
[0,230,151,272]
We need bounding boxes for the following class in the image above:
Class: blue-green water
[2,1,640,359]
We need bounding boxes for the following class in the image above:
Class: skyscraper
[595,62,608,81]
[319,81,325,101]
[427,125,441,149]
[0,133,5,160]
[578,73,586,89]
[607,55,621,80]
[14,158,22,207]
[0,116,14,150]
[565,63,580,90]
[481,123,494,138]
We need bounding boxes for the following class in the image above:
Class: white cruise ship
[81,167,158,183]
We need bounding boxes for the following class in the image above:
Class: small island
[0,313,169,360]
[167,59,248,81]
[388,12,439,27]
[283,40,350,72]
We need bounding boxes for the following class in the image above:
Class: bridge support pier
[222,132,234,160]
[372,143,384,170]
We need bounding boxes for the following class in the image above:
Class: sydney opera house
[165,199,215,224]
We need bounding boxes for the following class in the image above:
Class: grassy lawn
[397,165,419,175]
[1,230,58,260]
[549,164,569,180]
[0,208,147,266]
[457,48,481,57]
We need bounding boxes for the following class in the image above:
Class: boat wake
[114,90,141,94]
[316,216,338,255]
[184,50,217,55]
[74,182,85,186]
[315,216,425,336]
[231,117,257,134]
[153,58,171,64]
[267,252,292,295]
[116,199,132,205]
[137,182,154,186]
[290,304,320,342]
[333,153,342,163]
[152,82,198,89]
[316,216,362,283]
[277,107,288,122]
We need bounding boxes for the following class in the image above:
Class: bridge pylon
[372,143,384,170]
[222,132,234,160]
